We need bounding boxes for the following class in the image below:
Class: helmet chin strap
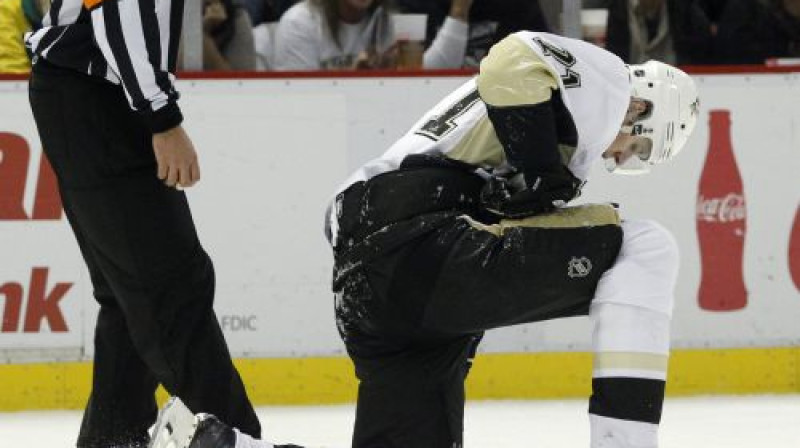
[604,155,651,175]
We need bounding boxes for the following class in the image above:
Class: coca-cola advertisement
[696,110,748,311]
[790,205,800,292]
[0,132,29,220]
[0,132,62,220]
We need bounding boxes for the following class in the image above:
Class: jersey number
[533,38,581,89]
[415,89,482,141]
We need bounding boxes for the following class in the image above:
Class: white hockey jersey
[330,32,631,241]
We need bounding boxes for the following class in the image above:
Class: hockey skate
[149,396,235,448]
[149,396,306,448]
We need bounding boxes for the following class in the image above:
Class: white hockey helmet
[610,60,700,174]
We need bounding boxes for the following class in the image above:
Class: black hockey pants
[332,158,623,448]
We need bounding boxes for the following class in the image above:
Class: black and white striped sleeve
[89,0,184,133]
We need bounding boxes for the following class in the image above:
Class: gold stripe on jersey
[477,34,560,108]
[446,116,506,167]
[461,204,620,237]
[501,204,620,229]
[460,215,504,237]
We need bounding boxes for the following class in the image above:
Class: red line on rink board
[177,68,478,80]
[0,68,476,82]
[1,65,798,82]
[680,64,800,74]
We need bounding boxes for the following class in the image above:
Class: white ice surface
[1,396,798,447]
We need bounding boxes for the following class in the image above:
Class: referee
[26,1,260,446]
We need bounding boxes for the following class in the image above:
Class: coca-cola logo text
[696,194,746,223]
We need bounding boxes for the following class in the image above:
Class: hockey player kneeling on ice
[150,31,699,448]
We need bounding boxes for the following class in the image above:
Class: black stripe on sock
[589,377,665,424]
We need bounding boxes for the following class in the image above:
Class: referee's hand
[153,125,201,189]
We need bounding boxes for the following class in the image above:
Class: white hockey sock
[234,429,275,448]
[586,219,678,448]
[589,302,671,448]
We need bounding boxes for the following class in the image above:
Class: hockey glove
[480,167,583,219]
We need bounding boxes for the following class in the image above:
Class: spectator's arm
[273,5,321,70]
[422,0,472,68]
[203,34,233,71]
[422,16,469,69]
[221,9,257,70]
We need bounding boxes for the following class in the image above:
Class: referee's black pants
[29,61,261,447]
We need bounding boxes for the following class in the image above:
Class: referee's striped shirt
[25,0,185,133]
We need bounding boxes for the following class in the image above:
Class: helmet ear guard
[617,60,700,171]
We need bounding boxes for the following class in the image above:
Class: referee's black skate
[188,413,236,448]
[149,396,305,448]
[190,413,303,448]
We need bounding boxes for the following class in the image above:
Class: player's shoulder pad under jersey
[476,33,561,108]
[510,32,632,161]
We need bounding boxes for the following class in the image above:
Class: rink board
[1,70,800,410]
[0,347,799,410]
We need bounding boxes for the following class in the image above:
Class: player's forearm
[486,100,564,177]
[477,34,564,176]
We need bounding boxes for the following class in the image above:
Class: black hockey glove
[480,167,583,219]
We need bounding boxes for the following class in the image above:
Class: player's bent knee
[633,220,678,315]
[623,219,679,280]
[593,220,679,315]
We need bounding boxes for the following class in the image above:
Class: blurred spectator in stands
[203,0,257,70]
[395,0,549,67]
[274,0,394,70]
[605,0,713,65]
[242,0,298,26]
[0,0,47,73]
[697,0,728,34]
[274,0,470,70]
[715,0,800,63]
[240,0,298,69]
